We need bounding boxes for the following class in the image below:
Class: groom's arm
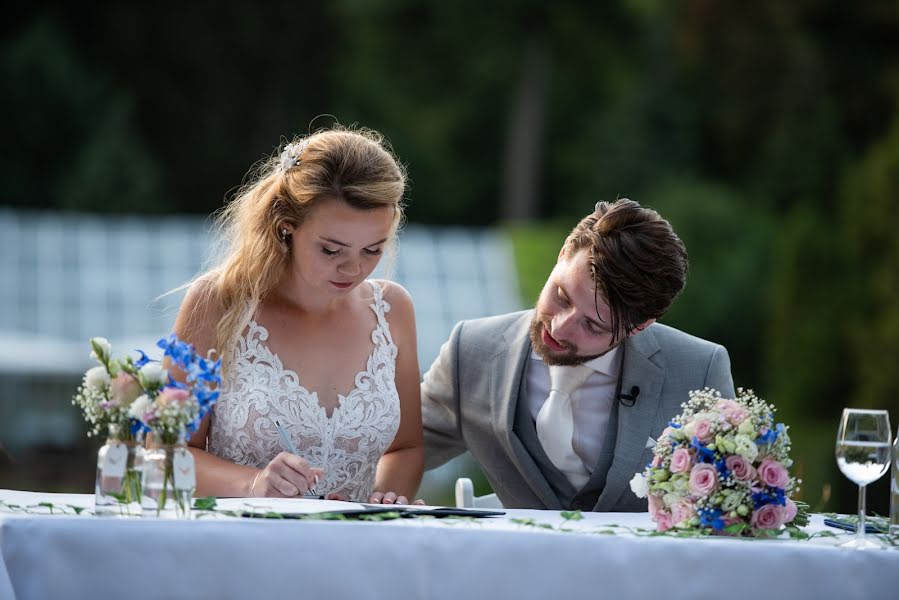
[421,321,468,470]
[703,344,735,398]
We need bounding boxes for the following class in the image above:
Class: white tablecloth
[1,489,897,600]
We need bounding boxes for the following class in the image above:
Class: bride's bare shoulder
[174,274,225,349]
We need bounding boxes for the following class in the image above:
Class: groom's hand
[369,491,426,505]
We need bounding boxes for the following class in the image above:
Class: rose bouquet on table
[630,388,806,537]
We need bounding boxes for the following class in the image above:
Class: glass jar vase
[140,433,195,519]
[95,424,144,517]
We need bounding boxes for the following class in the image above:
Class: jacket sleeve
[421,320,468,470]
[704,344,736,398]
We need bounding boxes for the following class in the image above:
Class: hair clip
[279,140,308,172]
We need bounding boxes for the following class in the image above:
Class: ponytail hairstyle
[183,125,406,373]
[565,199,688,345]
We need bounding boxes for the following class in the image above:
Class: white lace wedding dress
[208,280,401,502]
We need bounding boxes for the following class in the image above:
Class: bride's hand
[250,452,324,497]
[368,491,426,505]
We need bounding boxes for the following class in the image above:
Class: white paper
[215,497,368,515]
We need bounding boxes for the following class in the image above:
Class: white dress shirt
[526,345,622,475]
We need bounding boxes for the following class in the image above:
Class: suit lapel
[490,312,561,509]
[595,328,663,511]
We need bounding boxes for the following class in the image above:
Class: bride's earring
[279,228,291,251]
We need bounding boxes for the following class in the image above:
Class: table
[1,489,897,600]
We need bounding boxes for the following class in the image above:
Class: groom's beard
[528,314,604,367]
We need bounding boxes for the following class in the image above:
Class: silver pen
[274,419,321,498]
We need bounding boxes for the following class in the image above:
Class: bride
[174,126,423,504]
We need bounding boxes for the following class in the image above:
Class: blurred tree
[1,15,163,212]
[642,178,774,388]
[842,112,899,410]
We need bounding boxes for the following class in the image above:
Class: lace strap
[367,280,395,347]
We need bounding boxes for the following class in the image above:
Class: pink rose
[725,455,756,482]
[648,494,663,519]
[670,448,693,473]
[156,387,192,406]
[671,500,696,527]
[783,499,798,524]
[716,399,749,424]
[689,463,719,496]
[651,454,662,468]
[655,511,674,532]
[750,504,786,529]
[693,419,713,442]
[110,373,142,407]
[757,458,790,489]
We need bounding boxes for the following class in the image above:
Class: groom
[421,199,735,511]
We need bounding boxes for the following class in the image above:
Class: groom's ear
[631,319,655,334]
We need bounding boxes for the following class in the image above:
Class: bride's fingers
[277,453,323,492]
[281,482,299,497]
[395,496,409,505]
[369,492,384,504]
[381,492,397,504]
[413,499,426,505]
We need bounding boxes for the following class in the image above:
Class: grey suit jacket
[421,310,735,511]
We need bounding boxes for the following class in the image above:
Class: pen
[274,419,320,496]
[274,419,300,455]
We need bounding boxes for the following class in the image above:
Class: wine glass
[835,408,892,549]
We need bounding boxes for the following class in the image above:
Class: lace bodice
[208,280,401,502]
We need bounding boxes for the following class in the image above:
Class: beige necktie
[536,364,594,489]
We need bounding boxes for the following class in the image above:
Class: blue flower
[715,458,730,479]
[756,428,777,446]
[667,421,682,429]
[134,350,151,369]
[691,437,716,463]
[698,508,725,531]
[751,487,786,508]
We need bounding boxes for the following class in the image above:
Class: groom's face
[529,248,618,366]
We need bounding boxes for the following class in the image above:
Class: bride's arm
[187,414,257,497]
[371,281,424,503]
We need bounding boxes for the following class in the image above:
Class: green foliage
[642,179,775,387]
[504,221,569,306]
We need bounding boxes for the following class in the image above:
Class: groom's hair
[564,198,688,344]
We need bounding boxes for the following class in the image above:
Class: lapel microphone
[617,386,640,407]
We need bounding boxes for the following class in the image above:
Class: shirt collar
[530,343,622,376]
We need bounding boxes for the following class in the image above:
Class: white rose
[139,363,168,387]
[629,473,648,498]
[734,434,759,462]
[128,394,152,420]
[84,366,110,390]
[89,337,111,362]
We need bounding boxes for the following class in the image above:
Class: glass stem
[857,484,867,541]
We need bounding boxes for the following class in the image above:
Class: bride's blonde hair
[185,125,406,373]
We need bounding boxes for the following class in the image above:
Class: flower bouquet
[630,388,805,537]
[130,334,221,518]
[73,337,154,516]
